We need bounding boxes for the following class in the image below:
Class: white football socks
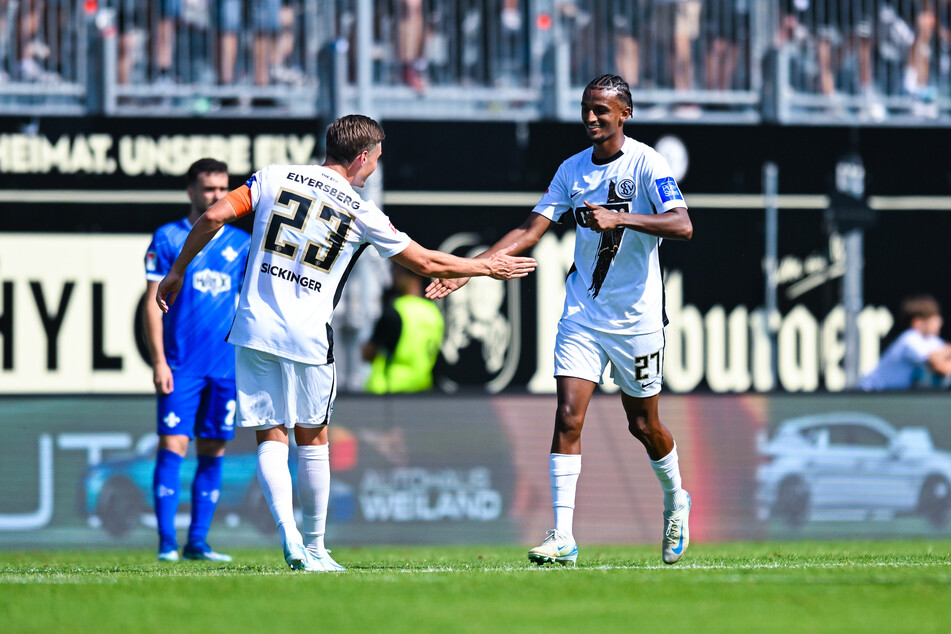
[298,443,330,557]
[650,443,689,513]
[550,453,581,538]
[256,441,302,544]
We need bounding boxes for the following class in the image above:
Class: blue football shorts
[157,375,237,440]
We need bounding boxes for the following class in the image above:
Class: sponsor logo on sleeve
[654,177,683,203]
[145,251,157,272]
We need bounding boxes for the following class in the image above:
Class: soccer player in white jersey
[428,74,694,565]
[156,114,536,572]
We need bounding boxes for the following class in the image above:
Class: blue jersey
[146,218,250,379]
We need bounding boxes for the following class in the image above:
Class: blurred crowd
[1,1,949,119]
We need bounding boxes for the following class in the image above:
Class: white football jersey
[228,164,411,364]
[859,329,947,390]
[533,136,687,334]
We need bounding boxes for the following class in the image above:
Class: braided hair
[585,74,633,111]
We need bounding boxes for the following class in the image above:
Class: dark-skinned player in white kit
[428,74,693,565]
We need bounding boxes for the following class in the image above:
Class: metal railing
[0,0,949,124]
[98,0,333,117]
[768,0,951,124]
[547,0,766,122]
[331,0,544,120]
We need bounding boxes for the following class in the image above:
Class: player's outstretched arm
[391,241,536,281]
[425,278,465,300]
[156,197,238,313]
[424,212,552,298]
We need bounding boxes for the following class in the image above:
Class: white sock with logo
[650,443,688,513]
[550,453,581,539]
[256,441,302,544]
[298,443,330,557]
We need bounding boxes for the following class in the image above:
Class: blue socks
[155,450,224,553]
[187,454,223,550]
[154,449,183,552]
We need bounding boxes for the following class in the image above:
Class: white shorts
[234,346,336,429]
[553,319,665,398]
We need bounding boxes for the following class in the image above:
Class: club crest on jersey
[654,177,683,203]
[616,178,636,199]
[221,246,240,262]
[193,269,232,296]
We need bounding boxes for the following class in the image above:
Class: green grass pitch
[2,540,950,632]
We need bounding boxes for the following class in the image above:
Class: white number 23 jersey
[228,164,411,364]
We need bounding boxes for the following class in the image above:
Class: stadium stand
[0,0,948,124]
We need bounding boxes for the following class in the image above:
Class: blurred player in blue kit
[156,115,536,572]
[143,158,251,562]
[428,74,693,565]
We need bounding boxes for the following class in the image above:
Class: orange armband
[225,186,254,218]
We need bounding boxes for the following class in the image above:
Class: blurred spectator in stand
[154,0,179,82]
[703,0,749,91]
[362,265,445,394]
[117,1,145,85]
[557,1,642,90]
[332,248,391,393]
[398,0,427,92]
[612,0,643,90]
[1,1,12,82]
[860,294,951,390]
[502,0,521,31]
[813,2,882,119]
[218,0,281,87]
[182,0,212,83]
[16,0,66,82]
[270,1,305,85]
[218,0,240,84]
[251,0,280,86]
[815,1,842,108]
[878,2,916,94]
[778,0,810,46]
[496,0,527,86]
[905,0,951,117]
[655,0,701,117]
[853,2,882,119]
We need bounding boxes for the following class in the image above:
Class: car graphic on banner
[756,412,951,528]
[82,428,358,537]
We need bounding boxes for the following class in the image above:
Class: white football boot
[662,491,691,564]
[157,549,180,562]
[183,544,233,562]
[283,539,314,571]
[528,529,578,566]
[310,550,346,572]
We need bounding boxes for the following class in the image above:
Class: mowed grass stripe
[2,542,950,633]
